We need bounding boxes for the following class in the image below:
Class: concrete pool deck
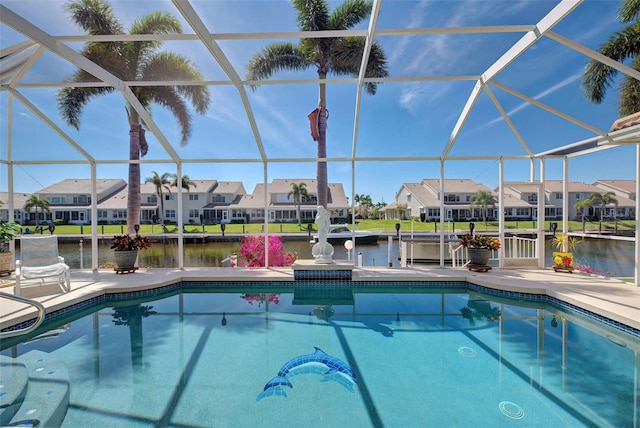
[1,266,639,335]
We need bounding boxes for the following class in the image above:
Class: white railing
[451,236,538,268]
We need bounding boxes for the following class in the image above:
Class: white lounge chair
[15,235,70,295]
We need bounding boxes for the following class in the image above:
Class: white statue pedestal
[311,241,334,264]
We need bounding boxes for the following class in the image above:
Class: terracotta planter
[0,251,13,272]
[468,248,491,266]
[114,250,138,269]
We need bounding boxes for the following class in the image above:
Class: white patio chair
[15,235,70,295]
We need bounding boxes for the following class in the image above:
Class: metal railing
[451,236,538,268]
[0,291,46,338]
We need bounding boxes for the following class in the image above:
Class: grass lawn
[25,218,636,236]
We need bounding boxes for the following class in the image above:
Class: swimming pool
[1,283,638,427]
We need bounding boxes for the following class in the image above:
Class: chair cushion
[22,263,68,279]
[20,236,60,267]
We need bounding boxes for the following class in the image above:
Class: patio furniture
[15,236,70,295]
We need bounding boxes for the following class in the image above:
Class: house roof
[0,192,32,209]
[37,179,126,198]
[593,180,636,194]
[421,179,493,195]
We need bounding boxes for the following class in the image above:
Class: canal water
[53,236,636,278]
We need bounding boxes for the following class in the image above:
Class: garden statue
[312,206,334,263]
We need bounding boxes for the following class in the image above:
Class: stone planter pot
[114,250,138,269]
[0,251,13,272]
[468,248,491,266]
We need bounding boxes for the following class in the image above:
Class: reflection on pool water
[2,285,638,427]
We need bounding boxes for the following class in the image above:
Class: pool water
[2,287,638,427]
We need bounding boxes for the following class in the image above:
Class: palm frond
[126,11,183,71]
[329,0,372,30]
[57,85,115,129]
[83,43,130,79]
[330,38,388,94]
[293,0,330,31]
[147,87,192,145]
[618,0,640,22]
[246,43,311,85]
[66,0,123,35]
[141,52,210,115]
[582,23,640,105]
[619,61,640,115]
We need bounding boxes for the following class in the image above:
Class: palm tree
[145,171,172,225]
[470,190,497,226]
[574,198,592,222]
[24,195,51,227]
[287,182,310,228]
[57,0,210,234]
[171,174,197,192]
[246,0,388,208]
[582,0,640,116]
[590,191,618,232]
[360,194,373,218]
[354,193,362,217]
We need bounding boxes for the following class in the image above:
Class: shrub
[237,235,296,267]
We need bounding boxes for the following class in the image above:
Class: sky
[0,0,638,205]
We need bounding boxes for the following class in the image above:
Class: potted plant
[459,234,501,266]
[0,219,20,273]
[111,234,151,272]
[551,232,580,273]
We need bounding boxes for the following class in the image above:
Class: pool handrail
[0,291,46,338]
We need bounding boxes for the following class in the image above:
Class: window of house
[113,210,126,219]
[406,194,412,202]
[165,194,175,201]
[555,193,562,199]
[98,210,107,218]
[212,194,225,203]
[147,195,157,203]
[165,210,176,218]
[189,209,199,218]
[73,195,89,204]
[527,194,537,203]
[189,194,199,201]
[50,196,65,204]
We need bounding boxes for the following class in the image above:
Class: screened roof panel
[0,0,637,201]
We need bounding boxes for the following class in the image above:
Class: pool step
[0,357,28,425]
[0,350,70,427]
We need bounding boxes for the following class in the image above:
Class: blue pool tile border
[3,279,638,339]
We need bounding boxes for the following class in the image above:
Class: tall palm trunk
[317,74,328,208]
[127,107,141,235]
[158,192,165,225]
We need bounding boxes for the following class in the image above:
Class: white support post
[499,158,505,268]
[388,235,393,267]
[633,144,640,287]
[538,159,546,268]
[263,163,269,268]
[562,157,569,235]
[439,160,445,268]
[91,164,98,270]
[177,163,184,270]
